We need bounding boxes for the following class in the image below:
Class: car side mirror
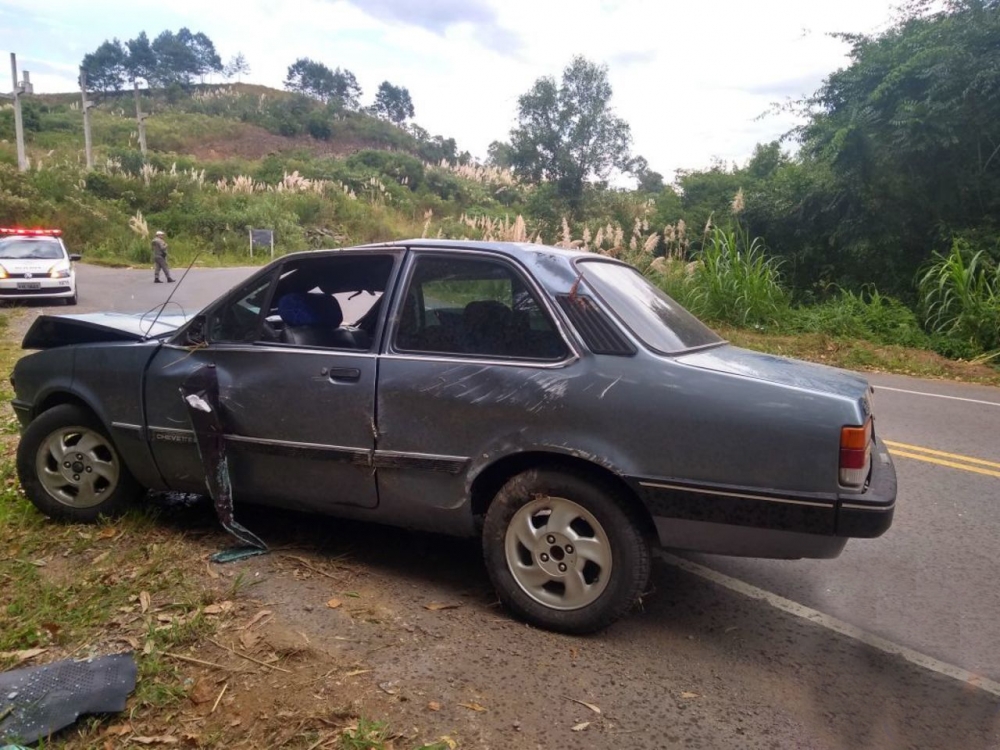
[182,315,207,346]
[69,254,82,262]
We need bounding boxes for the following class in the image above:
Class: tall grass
[790,286,929,348]
[684,227,788,327]
[919,240,1000,353]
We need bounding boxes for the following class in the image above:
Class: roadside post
[6,53,27,171]
[78,67,94,170]
[249,228,275,259]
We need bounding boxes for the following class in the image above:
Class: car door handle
[325,367,361,381]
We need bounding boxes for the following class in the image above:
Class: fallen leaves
[572,721,590,732]
[0,647,47,667]
[427,701,441,711]
[139,591,151,614]
[458,702,487,712]
[424,602,460,611]
[681,691,701,699]
[203,601,234,616]
[238,630,261,651]
[131,736,179,745]
[566,697,601,714]
[241,609,272,630]
[344,669,371,677]
[326,598,342,609]
[188,678,217,705]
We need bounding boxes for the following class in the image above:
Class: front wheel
[482,468,651,634]
[16,404,143,522]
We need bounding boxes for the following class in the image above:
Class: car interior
[395,257,569,360]
[258,254,394,350]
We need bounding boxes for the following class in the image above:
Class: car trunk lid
[676,344,871,401]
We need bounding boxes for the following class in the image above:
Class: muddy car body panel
[12,240,896,564]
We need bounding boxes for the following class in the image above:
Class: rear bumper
[630,436,897,559]
[835,436,896,538]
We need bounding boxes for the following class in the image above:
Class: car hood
[0,258,67,274]
[676,344,872,401]
[22,311,193,350]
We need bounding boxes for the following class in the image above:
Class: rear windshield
[0,238,65,260]
[578,260,723,354]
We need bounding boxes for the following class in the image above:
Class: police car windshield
[0,238,65,260]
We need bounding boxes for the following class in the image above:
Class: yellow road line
[882,440,1000,470]
[887,449,1000,479]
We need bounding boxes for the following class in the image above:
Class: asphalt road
[9,264,1000,747]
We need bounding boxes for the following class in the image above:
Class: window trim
[572,257,727,357]
[200,249,404,351]
[385,248,579,366]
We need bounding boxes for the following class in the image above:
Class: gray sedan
[10,240,896,632]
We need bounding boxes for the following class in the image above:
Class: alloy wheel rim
[504,495,612,611]
[35,426,120,509]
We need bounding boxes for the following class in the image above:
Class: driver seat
[278,292,361,348]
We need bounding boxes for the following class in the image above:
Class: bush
[345,150,424,189]
[790,286,929,348]
[919,240,1000,354]
[307,112,332,140]
[685,227,788,327]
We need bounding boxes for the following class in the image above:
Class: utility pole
[9,53,27,172]
[78,66,94,170]
[133,80,148,157]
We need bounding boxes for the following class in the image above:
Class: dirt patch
[187,124,368,162]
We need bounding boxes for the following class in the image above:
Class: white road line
[656,551,1000,697]
[874,385,1000,408]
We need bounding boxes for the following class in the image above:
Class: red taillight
[839,419,872,487]
[0,227,62,236]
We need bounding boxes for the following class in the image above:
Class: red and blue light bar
[0,228,62,236]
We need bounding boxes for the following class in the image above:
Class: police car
[0,228,80,305]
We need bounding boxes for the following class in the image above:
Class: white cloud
[3,0,899,180]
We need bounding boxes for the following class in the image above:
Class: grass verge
[720,326,1000,385]
[0,311,459,749]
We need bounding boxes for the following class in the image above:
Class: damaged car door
[144,251,401,511]
[374,251,574,533]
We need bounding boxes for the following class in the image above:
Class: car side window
[256,254,395,350]
[209,273,276,343]
[395,255,568,360]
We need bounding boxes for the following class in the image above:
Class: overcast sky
[1,0,899,181]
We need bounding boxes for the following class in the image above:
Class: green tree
[284,58,361,109]
[147,28,221,86]
[80,39,128,93]
[372,81,414,123]
[506,56,633,211]
[224,52,251,82]
[629,156,665,193]
[125,32,157,84]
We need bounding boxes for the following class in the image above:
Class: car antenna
[142,251,202,340]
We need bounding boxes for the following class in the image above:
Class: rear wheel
[17,404,142,522]
[482,468,651,633]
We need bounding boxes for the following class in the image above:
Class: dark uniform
[152,235,174,283]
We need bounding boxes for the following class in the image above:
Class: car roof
[368,238,595,262]
[283,239,613,292]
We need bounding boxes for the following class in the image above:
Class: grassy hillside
[0,83,535,266]
[0,83,996,382]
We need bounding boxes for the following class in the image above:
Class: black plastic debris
[0,653,137,745]
[181,364,268,563]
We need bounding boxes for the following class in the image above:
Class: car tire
[482,468,651,634]
[16,404,143,522]
[65,292,78,306]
